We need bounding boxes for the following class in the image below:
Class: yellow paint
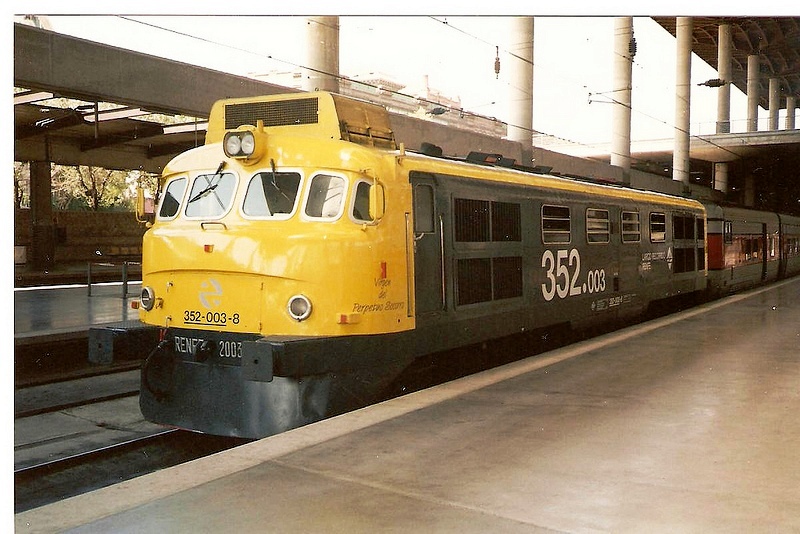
[141,92,412,337]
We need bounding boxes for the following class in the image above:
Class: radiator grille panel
[224,98,319,129]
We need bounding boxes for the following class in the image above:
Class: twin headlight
[223,131,256,158]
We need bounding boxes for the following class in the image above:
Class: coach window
[243,172,301,218]
[185,172,237,219]
[673,214,694,240]
[723,221,733,244]
[621,211,641,242]
[542,205,571,244]
[586,208,610,243]
[304,173,346,219]
[158,176,187,220]
[649,212,666,242]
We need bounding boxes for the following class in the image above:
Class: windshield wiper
[269,158,293,203]
[188,161,226,204]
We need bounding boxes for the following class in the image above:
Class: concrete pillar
[747,54,760,132]
[768,78,780,130]
[713,162,729,194]
[787,96,797,130]
[30,160,55,268]
[611,17,633,174]
[673,17,692,185]
[716,24,731,134]
[304,16,339,93]
[506,17,534,148]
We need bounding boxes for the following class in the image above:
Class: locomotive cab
[137,92,416,437]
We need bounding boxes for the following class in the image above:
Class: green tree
[51,165,130,211]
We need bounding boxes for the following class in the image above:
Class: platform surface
[15,277,800,533]
[14,281,142,341]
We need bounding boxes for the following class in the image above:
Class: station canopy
[653,17,800,108]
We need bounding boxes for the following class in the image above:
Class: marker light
[287,295,312,321]
[140,286,156,311]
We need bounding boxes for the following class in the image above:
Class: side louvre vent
[224,98,319,129]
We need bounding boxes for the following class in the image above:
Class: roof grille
[224,98,319,129]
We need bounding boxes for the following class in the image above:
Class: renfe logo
[199,278,223,309]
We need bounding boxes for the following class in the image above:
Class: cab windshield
[184,172,237,218]
[243,172,302,218]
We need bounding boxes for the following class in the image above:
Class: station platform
[14,276,141,344]
[15,276,800,533]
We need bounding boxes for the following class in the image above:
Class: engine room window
[305,174,345,219]
[185,172,237,219]
[586,208,610,243]
[542,205,571,244]
[621,211,641,243]
[158,176,187,219]
[351,180,372,222]
[243,172,301,218]
[649,212,666,242]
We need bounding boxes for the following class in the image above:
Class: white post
[747,54,760,132]
[611,17,633,173]
[673,17,692,185]
[786,96,797,130]
[716,24,731,134]
[714,162,729,194]
[304,16,339,93]
[506,17,534,147]
[768,77,780,131]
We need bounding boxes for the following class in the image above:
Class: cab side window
[305,174,345,219]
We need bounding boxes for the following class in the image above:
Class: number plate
[183,309,241,327]
[169,328,259,366]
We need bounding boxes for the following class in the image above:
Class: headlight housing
[287,295,312,321]
[140,286,156,311]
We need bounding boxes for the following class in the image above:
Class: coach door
[411,173,445,316]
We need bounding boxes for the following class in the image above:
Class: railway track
[15,428,248,513]
[14,357,249,513]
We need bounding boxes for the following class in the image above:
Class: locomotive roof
[398,149,705,212]
[205,91,702,213]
